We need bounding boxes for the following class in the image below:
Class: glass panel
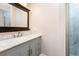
[69,3,79,56]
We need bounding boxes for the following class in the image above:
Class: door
[69,3,79,56]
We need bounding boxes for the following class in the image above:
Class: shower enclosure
[68,3,79,56]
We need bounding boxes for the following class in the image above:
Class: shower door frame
[65,3,70,56]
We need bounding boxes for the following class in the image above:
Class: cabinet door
[0,42,29,56]
[29,40,36,56]
[34,37,41,56]
[29,36,41,56]
[0,51,7,56]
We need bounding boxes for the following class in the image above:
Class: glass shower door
[69,3,79,56]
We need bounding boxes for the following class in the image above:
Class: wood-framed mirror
[0,3,30,32]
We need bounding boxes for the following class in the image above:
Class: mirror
[0,3,27,27]
[0,3,30,32]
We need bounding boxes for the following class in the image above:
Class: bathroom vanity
[0,3,41,56]
[0,33,41,56]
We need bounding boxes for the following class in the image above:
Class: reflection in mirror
[0,3,27,27]
[0,3,11,27]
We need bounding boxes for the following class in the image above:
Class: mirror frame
[0,3,30,33]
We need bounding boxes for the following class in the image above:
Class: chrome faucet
[13,32,23,38]
[17,32,23,37]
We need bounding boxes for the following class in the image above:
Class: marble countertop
[0,33,41,53]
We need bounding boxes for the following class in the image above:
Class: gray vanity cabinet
[26,37,41,56]
[0,42,30,56]
[5,43,29,56]
[35,37,41,56]
[0,36,41,56]
[29,40,36,56]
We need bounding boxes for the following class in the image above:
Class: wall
[29,3,66,56]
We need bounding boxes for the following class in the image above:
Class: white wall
[29,3,66,56]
